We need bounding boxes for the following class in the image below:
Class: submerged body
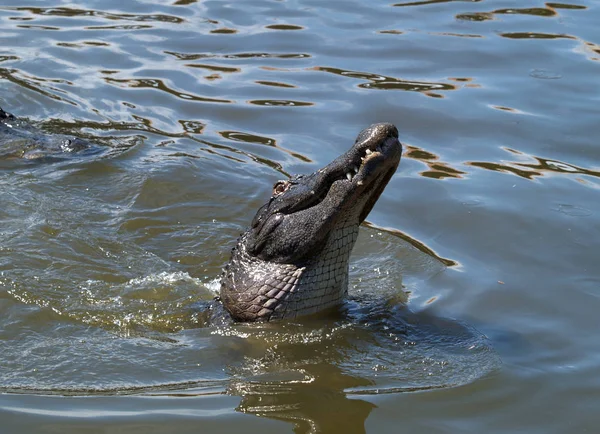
[0,107,94,160]
[220,123,402,321]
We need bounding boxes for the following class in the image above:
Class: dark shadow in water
[229,363,376,434]
[217,303,498,434]
[74,301,495,434]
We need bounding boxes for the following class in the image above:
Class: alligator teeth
[346,172,352,181]
[365,149,372,155]
[352,165,359,174]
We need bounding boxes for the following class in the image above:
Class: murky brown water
[1,1,599,433]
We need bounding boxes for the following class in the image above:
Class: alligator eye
[273,181,289,196]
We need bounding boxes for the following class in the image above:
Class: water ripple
[6,6,186,24]
[405,145,466,180]
[0,68,78,105]
[500,32,576,40]
[468,148,600,182]
[314,66,456,94]
[248,99,313,107]
[104,77,233,104]
[164,51,311,60]
[458,3,587,21]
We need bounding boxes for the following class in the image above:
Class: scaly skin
[220,123,402,321]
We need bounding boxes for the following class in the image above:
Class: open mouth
[266,124,401,221]
[343,135,400,184]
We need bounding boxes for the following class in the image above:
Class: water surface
[1,0,599,433]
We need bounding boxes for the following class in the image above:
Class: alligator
[220,123,402,321]
[0,107,94,160]
[1,107,401,322]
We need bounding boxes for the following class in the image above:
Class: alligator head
[0,107,95,160]
[220,123,402,321]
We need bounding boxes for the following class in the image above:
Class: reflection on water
[457,4,586,21]
[469,147,600,183]
[315,66,456,94]
[404,144,466,180]
[105,77,233,104]
[500,32,576,40]
[225,305,497,433]
[248,99,313,106]
[0,68,78,105]
[493,7,557,17]
[10,6,186,24]
[362,222,457,267]
[165,51,312,60]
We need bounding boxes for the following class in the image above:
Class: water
[0,0,599,432]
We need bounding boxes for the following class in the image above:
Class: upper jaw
[264,123,401,215]
[324,123,401,188]
[344,135,401,184]
[245,123,401,262]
